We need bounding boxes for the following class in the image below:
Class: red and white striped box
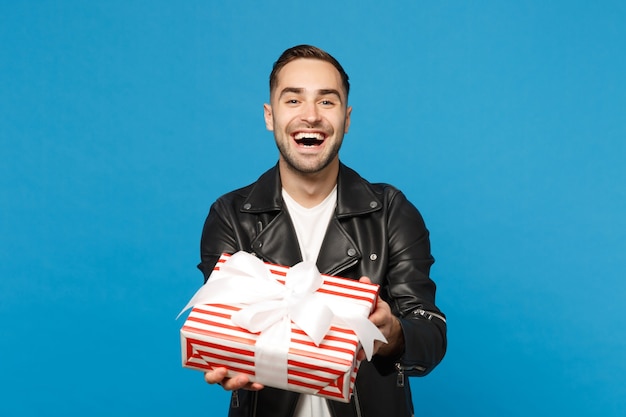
[180,253,380,402]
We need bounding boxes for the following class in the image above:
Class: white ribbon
[178,251,386,389]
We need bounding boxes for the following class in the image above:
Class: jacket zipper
[251,390,258,417]
[353,384,363,417]
[413,308,446,323]
[394,308,444,388]
[231,390,259,417]
[394,362,426,386]
[395,362,406,387]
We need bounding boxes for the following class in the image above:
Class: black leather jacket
[197,163,447,417]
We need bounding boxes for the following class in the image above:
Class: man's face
[264,58,352,175]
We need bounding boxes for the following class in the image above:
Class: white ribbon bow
[179,251,386,389]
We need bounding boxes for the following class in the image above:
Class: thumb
[358,276,372,284]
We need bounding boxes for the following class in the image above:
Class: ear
[263,103,274,131]
[344,105,352,133]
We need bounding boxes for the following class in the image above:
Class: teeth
[294,132,325,140]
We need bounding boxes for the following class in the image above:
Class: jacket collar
[241,162,382,217]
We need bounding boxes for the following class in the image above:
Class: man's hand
[357,276,405,360]
[204,367,264,391]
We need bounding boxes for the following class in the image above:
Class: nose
[301,101,321,125]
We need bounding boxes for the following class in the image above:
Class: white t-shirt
[281,186,337,263]
[282,186,337,417]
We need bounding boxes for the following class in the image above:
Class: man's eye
[321,100,334,106]
[287,99,299,104]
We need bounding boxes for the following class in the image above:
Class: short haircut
[269,45,350,98]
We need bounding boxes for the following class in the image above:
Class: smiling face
[264,58,352,176]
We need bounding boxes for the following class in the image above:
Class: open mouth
[294,132,325,147]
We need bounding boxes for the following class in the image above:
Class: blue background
[1,1,624,416]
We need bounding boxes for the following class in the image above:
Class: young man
[198,45,447,417]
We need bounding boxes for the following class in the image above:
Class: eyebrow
[278,87,344,103]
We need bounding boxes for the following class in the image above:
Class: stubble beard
[275,135,343,175]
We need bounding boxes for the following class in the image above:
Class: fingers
[204,367,228,384]
[369,298,393,328]
[356,277,394,359]
[204,368,264,391]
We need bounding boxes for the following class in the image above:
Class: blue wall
[1,2,624,416]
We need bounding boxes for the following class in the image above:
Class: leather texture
[197,163,447,417]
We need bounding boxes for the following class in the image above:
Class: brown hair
[269,45,350,98]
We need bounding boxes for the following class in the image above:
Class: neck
[279,159,339,208]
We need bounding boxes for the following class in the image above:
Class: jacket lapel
[241,163,382,274]
[315,217,361,276]
[241,165,302,266]
[251,211,303,267]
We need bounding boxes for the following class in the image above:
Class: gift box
[179,251,385,402]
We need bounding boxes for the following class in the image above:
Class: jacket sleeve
[372,189,447,377]
[197,197,241,283]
